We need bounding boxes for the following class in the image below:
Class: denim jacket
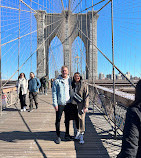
[28,77,41,92]
[52,75,72,107]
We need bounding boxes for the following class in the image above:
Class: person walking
[51,78,54,88]
[117,80,141,158]
[43,76,48,95]
[52,66,72,144]
[39,77,43,94]
[71,72,89,144]
[16,73,28,112]
[28,72,41,112]
[40,76,48,95]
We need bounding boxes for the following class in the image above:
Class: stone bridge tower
[35,10,99,80]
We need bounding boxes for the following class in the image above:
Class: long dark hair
[18,73,26,80]
[130,79,141,107]
[72,72,82,89]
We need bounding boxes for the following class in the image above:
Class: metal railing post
[111,0,116,138]
[11,92,12,105]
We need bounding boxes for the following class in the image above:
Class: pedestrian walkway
[0,90,121,158]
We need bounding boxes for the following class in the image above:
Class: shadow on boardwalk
[0,112,111,158]
[0,118,110,158]
[0,131,58,143]
[0,91,121,158]
[74,114,110,158]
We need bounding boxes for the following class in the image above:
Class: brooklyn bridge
[0,0,140,157]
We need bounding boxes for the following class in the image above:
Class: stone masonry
[35,10,99,80]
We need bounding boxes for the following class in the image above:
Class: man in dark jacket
[28,72,41,112]
[117,80,141,158]
[40,76,48,95]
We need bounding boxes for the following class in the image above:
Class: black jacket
[117,103,141,158]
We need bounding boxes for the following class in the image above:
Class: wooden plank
[0,90,112,158]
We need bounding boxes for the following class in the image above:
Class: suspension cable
[77,27,135,87]
[19,0,37,13]
[32,0,60,14]
[61,0,65,15]
[0,5,34,13]
[2,19,63,88]
[74,0,107,14]
[72,0,82,13]
[1,17,63,46]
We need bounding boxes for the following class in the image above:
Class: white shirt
[19,78,24,88]
[63,77,70,103]
[17,78,28,95]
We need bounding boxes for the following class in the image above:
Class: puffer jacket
[52,75,71,107]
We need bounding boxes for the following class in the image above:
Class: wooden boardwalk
[0,90,121,158]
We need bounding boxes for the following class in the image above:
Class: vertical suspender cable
[51,0,53,76]
[18,0,21,76]
[46,0,47,12]
[52,0,54,74]
[92,0,95,112]
[92,0,94,83]
[49,0,52,77]
[0,0,2,116]
[46,0,47,77]
[85,0,88,80]
[81,4,82,75]
[111,0,116,138]
[47,0,49,78]
[30,0,32,72]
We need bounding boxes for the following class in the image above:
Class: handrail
[87,83,134,132]
[3,86,17,93]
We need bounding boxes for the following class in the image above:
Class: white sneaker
[79,134,84,144]
[20,109,23,112]
[75,131,80,140]
[23,107,26,112]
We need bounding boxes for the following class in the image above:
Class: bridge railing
[2,86,18,109]
[88,83,135,132]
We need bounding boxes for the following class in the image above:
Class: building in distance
[116,73,122,80]
[99,73,105,80]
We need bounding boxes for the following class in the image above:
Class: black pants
[29,92,38,109]
[55,104,70,137]
[69,104,79,130]
[19,92,26,109]
[40,84,47,94]
[43,85,47,94]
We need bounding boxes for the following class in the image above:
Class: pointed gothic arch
[48,36,63,79]
[35,10,99,80]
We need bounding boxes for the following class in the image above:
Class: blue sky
[1,0,141,80]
